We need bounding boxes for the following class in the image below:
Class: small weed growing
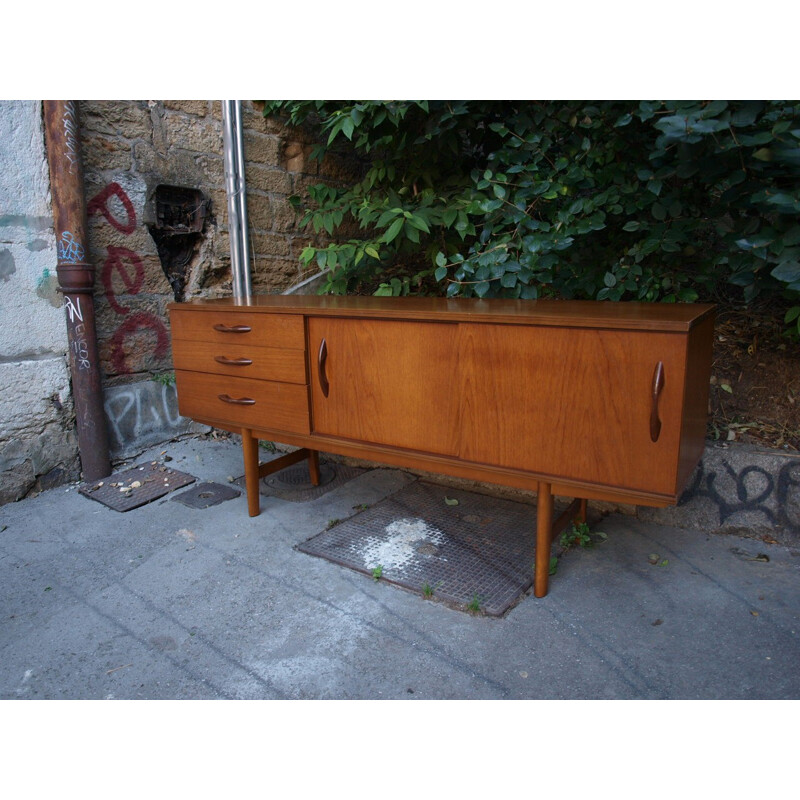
[422,582,434,598]
[352,503,370,511]
[326,518,342,530]
[372,565,383,581]
[466,593,482,614]
[559,521,598,550]
[259,441,277,453]
[151,372,176,387]
[549,556,559,576]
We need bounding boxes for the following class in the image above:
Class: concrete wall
[0,100,79,503]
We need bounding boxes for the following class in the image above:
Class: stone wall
[0,99,355,501]
[0,101,79,503]
[78,100,353,459]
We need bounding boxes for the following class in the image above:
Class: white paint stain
[354,518,446,572]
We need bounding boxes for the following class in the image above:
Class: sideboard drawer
[171,309,305,349]
[175,370,310,434]
[172,339,307,384]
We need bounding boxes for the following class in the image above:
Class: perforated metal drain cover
[297,480,540,616]
[171,481,241,509]
[271,462,336,488]
[79,462,196,512]
[237,459,365,502]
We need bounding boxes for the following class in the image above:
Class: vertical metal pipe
[43,101,111,482]
[222,100,251,302]
[232,101,252,298]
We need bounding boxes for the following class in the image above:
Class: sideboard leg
[241,428,261,517]
[578,498,588,524]
[308,450,321,486]
[534,481,554,598]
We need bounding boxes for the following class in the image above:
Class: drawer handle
[213,323,252,333]
[214,356,253,366]
[318,338,329,398]
[650,361,665,442]
[218,393,256,406]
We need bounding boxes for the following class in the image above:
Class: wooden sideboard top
[168,295,715,333]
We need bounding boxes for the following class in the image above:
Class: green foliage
[466,593,483,613]
[151,371,175,387]
[371,565,383,581]
[263,101,800,325]
[559,521,595,549]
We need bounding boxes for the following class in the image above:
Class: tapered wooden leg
[578,498,588,524]
[535,481,554,598]
[308,450,320,486]
[241,428,261,517]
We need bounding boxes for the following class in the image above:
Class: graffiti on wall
[57,230,85,263]
[88,182,169,375]
[679,458,800,533]
[61,102,81,176]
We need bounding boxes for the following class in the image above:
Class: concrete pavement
[1,434,798,700]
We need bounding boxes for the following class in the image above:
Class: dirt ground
[709,298,800,451]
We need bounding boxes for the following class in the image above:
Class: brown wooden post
[241,428,261,517]
[535,481,554,597]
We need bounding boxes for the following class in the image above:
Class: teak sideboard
[168,295,715,598]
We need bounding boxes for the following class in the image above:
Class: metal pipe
[232,101,252,299]
[43,101,111,482]
[222,100,252,302]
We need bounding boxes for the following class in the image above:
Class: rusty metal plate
[237,459,365,502]
[171,481,241,509]
[297,480,541,616]
[79,462,196,512]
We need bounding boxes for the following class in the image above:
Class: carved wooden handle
[218,393,255,406]
[318,338,329,398]
[213,323,252,333]
[650,361,665,442]
[214,356,253,366]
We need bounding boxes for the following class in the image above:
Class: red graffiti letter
[102,246,144,315]
[88,182,136,234]
[109,312,170,375]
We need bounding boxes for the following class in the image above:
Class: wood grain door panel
[459,324,686,495]
[309,317,460,456]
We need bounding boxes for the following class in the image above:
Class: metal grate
[79,462,196,512]
[171,481,241,509]
[237,459,365,502]
[297,480,542,616]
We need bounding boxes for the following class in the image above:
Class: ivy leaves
[264,100,800,326]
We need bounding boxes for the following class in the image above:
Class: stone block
[0,358,72,439]
[103,379,207,459]
[245,163,292,194]
[79,101,150,139]
[251,257,301,292]
[243,130,280,164]
[81,134,133,172]
[164,114,223,154]
[250,232,291,258]
[194,154,225,186]
[637,442,800,544]
[245,195,273,229]
[163,100,210,117]
[95,295,172,377]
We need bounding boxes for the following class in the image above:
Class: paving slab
[1,435,798,700]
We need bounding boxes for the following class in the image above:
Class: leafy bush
[263,101,800,331]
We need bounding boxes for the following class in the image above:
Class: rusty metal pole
[43,100,111,481]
